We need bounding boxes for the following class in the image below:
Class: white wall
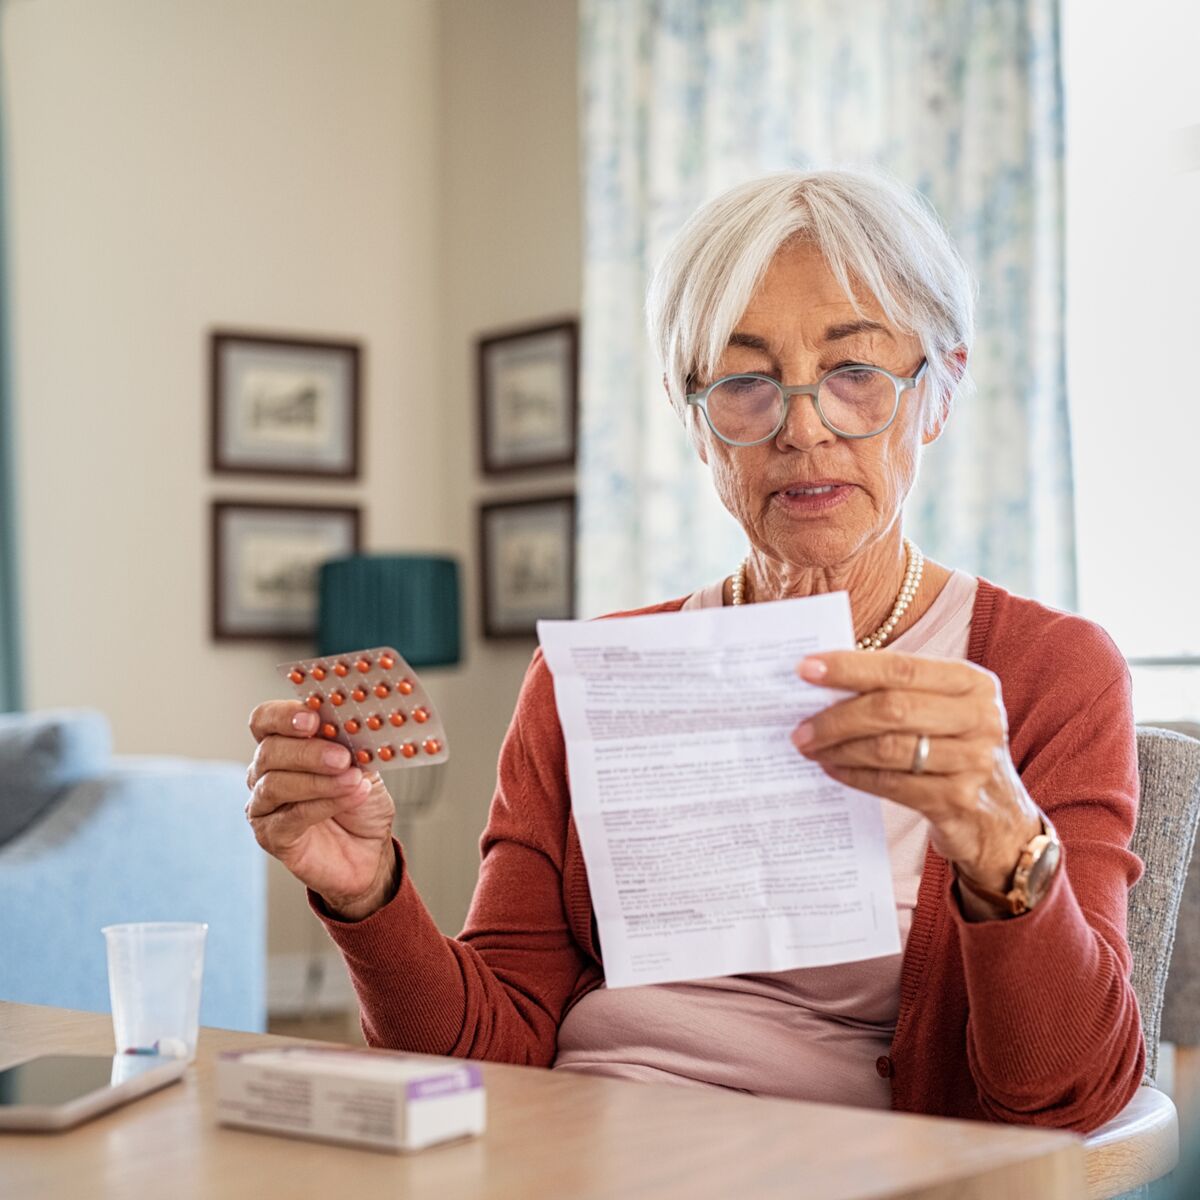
[1063,0,1200,721]
[3,0,581,975]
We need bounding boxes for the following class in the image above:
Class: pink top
[552,569,980,1108]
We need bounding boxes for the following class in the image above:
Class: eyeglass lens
[704,367,899,442]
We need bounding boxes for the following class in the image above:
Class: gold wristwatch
[955,815,1062,916]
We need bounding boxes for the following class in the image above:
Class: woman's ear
[664,373,709,464]
[922,346,967,446]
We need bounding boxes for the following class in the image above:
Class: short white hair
[646,168,976,436]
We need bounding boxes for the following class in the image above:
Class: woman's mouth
[774,482,855,512]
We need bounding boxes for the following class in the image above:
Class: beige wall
[427,0,581,934]
[3,0,580,971]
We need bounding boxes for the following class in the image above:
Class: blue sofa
[0,710,266,1032]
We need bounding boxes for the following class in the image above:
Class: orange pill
[373,682,390,698]
[321,723,338,739]
[379,653,396,670]
[344,718,361,735]
[289,669,305,685]
[330,691,347,707]
[366,715,383,731]
[401,742,418,759]
[355,749,373,765]
[412,707,429,724]
[312,665,328,682]
[356,657,372,674]
[306,693,323,711]
[389,710,406,727]
[422,738,442,755]
[378,745,395,762]
[333,662,350,677]
[397,679,414,696]
[351,686,367,702]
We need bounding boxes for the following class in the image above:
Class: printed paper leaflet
[538,592,900,988]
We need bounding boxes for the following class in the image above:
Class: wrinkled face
[690,240,944,569]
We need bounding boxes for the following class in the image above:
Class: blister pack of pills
[277,646,448,769]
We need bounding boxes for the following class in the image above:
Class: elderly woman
[245,169,1143,1133]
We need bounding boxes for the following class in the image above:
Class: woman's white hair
[646,168,976,437]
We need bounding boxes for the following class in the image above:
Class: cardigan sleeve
[311,651,596,1065]
[955,644,1146,1132]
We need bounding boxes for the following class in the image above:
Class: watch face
[1024,836,1062,907]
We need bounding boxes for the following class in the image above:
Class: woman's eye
[829,363,877,383]
[725,375,771,392]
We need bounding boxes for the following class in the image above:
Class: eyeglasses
[685,360,928,446]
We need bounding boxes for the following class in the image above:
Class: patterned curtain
[0,21,23,711]
[578,0,1072,616]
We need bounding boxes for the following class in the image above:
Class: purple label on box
[406,1064,483,1102]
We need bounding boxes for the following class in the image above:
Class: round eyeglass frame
[685,359,928,446]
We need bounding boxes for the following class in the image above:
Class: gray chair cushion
[1129,726,1200,1080]
[1151,720,1200,1046]
[0,709,112,847]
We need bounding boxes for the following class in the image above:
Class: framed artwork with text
[210,330,361,479]
[478,494,576,638]
[211,501,362,641]
[477,320,578,475]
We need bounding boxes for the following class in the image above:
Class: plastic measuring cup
[102,922,207,1060]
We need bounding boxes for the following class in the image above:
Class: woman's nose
[775,390,838,452]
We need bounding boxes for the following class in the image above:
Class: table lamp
[317,554,460,667]
[317,554,460,817]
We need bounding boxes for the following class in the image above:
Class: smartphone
[0,1053,187,1132]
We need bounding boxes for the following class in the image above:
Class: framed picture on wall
[211,501,362,641]
[478,494,576,638]
[477,319,578,475]
[210,330,361,479]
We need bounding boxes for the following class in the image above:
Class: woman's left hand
[792,651,1042,898]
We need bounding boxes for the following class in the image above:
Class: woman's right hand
[246,701,400,920]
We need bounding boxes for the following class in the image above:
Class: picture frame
[477,319,578,475]
[210,330,361,479]
[211,501,362,641]
[478,494,576,639]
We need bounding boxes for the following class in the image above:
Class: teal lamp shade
[317,555,460,667]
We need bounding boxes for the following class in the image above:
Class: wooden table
[0,1001,1085,1200]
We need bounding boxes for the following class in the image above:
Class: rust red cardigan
[315,579,1145,1133]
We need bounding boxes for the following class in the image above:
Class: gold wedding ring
[911,734,931,775]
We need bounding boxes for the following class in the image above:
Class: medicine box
[215,1046,485,1153]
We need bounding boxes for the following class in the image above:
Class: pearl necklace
[731,538,925,652]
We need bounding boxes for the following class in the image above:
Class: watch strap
[955,866,1024,915]
[955,814,1059,917]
